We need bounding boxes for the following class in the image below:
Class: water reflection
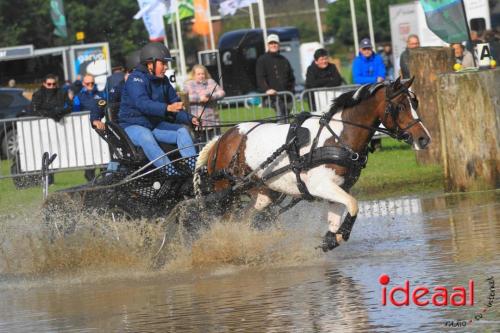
[0,191,498,332]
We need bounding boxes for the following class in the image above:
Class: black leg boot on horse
[321,213,357,252]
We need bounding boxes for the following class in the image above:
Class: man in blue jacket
[73,74,104,114]
[73,74,105,180]
[118,42,198,172]
[352,38,386,84]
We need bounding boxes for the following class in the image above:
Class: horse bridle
[382,86,422,141]
[308,84,422,166]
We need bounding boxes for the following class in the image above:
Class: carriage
[41,99,204,241]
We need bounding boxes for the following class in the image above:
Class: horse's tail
[193,136,219,199]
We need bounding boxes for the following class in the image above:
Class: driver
[118,42,198,173]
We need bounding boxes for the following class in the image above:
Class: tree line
[0,0,409,66]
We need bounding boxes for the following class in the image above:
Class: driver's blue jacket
[118,65,192,129]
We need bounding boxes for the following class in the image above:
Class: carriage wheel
[151,197,212,269]
[42,192,84,242]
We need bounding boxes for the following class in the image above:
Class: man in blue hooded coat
[119,42,198,172]
[352,38,386,84]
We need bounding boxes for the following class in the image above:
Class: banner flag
[193,0,210,36]
[166,0,195,24]
[420,0,469,43]
[219,0,257,17]
[135,0,167,41]
[50,0,68,38]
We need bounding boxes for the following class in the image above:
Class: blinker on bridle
[383,86,421,141]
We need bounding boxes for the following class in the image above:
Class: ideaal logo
[379,274,474,306]
[378,274,495,328]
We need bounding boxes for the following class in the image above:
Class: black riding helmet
[125,50,141,72]
[140,42,172,64]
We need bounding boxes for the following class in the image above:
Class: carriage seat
[97,102,188,167]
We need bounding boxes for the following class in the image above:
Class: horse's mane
[326,82,386,117]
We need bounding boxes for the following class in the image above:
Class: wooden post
[408,47,455,165]
[436,68,500,192]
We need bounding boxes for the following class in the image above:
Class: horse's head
[380,77,431,150]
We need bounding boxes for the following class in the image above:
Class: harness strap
[262,146,367,189]
[285,113,314,199]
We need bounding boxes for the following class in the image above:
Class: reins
[204,81,423,204]
[195,30,252,132]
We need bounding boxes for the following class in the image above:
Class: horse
[192,78,431,252]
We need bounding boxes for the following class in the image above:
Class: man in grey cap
[256,33,295,122]
[352,37,385,84]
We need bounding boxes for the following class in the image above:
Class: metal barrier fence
[196,91,296,142]
[1,112,110,180]
[299,85,360,114]
[299,85,388,139]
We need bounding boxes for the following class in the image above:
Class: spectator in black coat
[256,34,295,122]
[31,74,72,122]
[305,48,344,112]
[305,48,343,89]
[30,74,72,184]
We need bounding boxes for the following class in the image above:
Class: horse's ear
[392,76,401,90]
[403,76,415,89]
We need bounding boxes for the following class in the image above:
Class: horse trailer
[199,27,303,97]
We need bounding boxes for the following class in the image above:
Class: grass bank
[0,137,443,214]
[0,163,86,215]
[352,139,443,200]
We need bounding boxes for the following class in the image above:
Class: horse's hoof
[321,231,340,252]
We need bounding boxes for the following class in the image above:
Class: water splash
[0,199,323,284]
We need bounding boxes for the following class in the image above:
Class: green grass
[352,138,443,200]
[0,163,86,215]
[0,137,443,213]
[339,66,352,84]
[219,106,276,123]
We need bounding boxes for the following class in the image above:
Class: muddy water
[0,191,498,332]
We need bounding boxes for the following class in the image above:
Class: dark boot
[321,230,340,252]
[338,213,357,241]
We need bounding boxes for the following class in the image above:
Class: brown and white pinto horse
[193,78,430,252]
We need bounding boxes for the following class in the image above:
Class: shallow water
[0,191,499,332]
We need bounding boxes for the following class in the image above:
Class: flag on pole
[219,0,257,17]
[420,0,469,43]
[50,0,68,38]
[166,0,195,23]
[135,0,167,41]
[192,0,210,35]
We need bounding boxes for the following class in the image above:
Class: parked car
[0,88,31,159]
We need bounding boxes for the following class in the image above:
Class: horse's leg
[234,187,273,223]
[304,166,359,252]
